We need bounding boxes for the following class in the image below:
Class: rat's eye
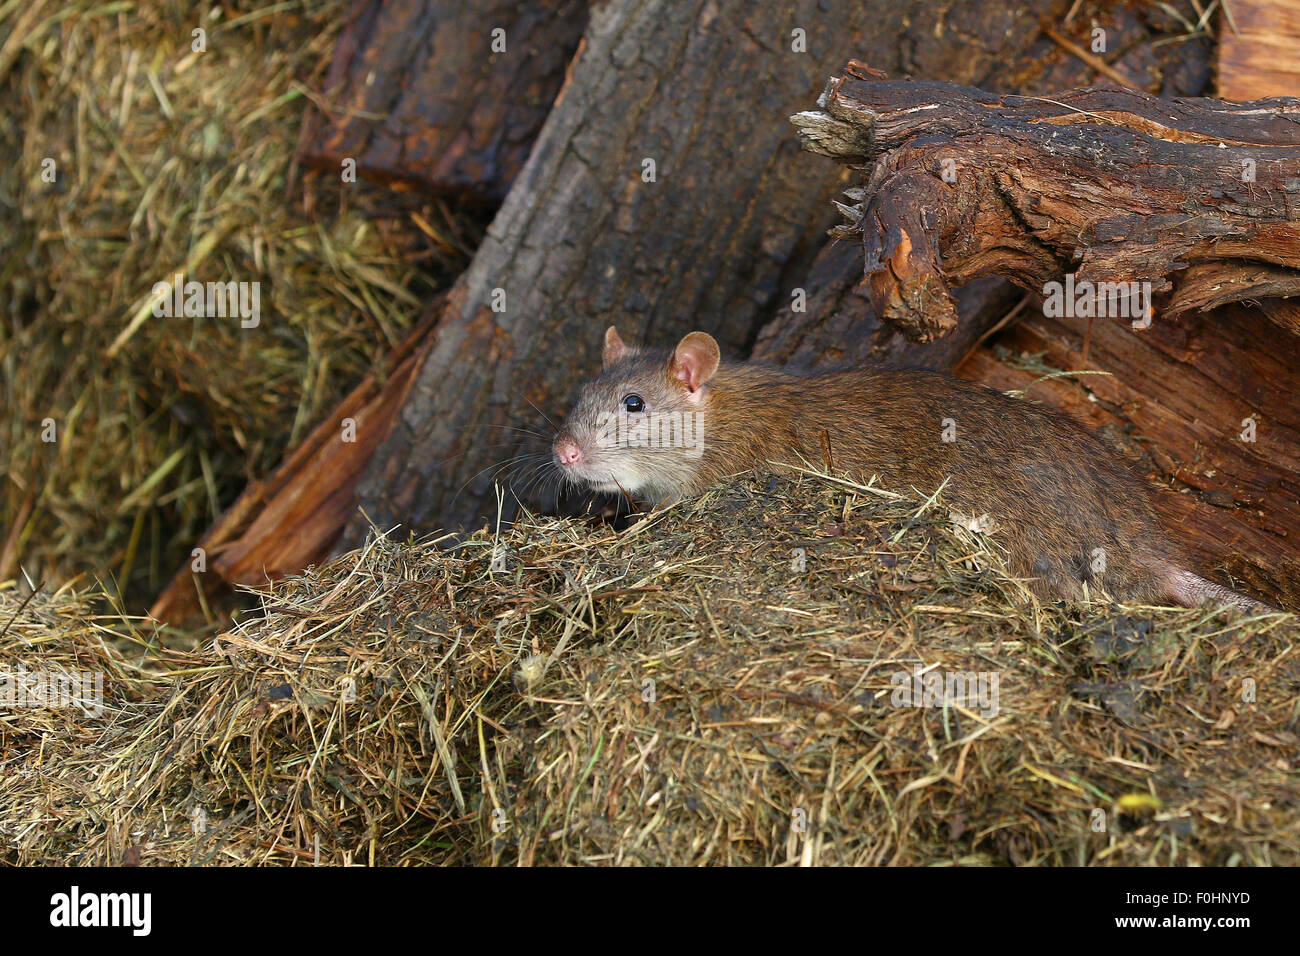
[622,394,645,413]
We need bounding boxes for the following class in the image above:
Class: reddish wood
[1217,0,1300,101]
[954,298,1300,607]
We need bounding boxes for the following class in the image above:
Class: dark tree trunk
[296,0,588,200]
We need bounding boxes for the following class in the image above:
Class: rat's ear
[603,326,631,369]
[670,331,720,394]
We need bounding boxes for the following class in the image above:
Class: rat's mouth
[568,470,629,494]
[554,456,622,492]
[553,435,645,495]
[555,461,636,495]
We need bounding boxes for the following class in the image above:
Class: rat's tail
[1162,567,1278,615]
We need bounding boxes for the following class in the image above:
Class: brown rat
[552,326,1276,614]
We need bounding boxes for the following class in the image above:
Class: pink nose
[554,438,583,466]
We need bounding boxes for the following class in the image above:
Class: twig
[1041,23,1145,90]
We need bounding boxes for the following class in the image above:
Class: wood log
[790,62,1300,342]
[1217,0,1300,101]
[341,0,1090,549]
[295,0,587,200]
[750,238,1025,370]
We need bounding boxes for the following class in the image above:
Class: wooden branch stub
[791,62,1300,342]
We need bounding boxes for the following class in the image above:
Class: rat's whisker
[450,451,546,507]
[523,398,559,433]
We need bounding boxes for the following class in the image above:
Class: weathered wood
[751,6,1213,369]
[750,236,1024,369]
[1217,0,1300,101]
[341,0,1089,549]
[790,63,1300,342]
[296,0,587,199]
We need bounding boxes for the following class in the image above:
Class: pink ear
[671,332,720,392]
[603,326,630,369]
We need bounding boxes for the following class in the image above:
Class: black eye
[622,394,645,413]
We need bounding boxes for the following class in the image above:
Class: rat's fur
[554,327,1274,613]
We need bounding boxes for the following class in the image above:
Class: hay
[3,471,1297,866]
[0,0,477,607]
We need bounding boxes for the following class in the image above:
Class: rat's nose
[554,437,583,466]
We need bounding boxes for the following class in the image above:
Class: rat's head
[553,326,719,500]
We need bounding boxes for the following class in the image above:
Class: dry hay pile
[0,0,475,605]
[2,471,1297,866]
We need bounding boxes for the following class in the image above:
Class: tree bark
[790,62,1300,342]
[750,237,1025,370]
[296,0,588,200]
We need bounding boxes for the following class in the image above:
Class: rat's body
[553,327,1272,612]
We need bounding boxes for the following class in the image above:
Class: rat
[552,326,1277,614]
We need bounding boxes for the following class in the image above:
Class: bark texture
[1217,0,1300,101]
[750,239,1025,370]
[790,62,1300,342]
[296,0,588,199]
